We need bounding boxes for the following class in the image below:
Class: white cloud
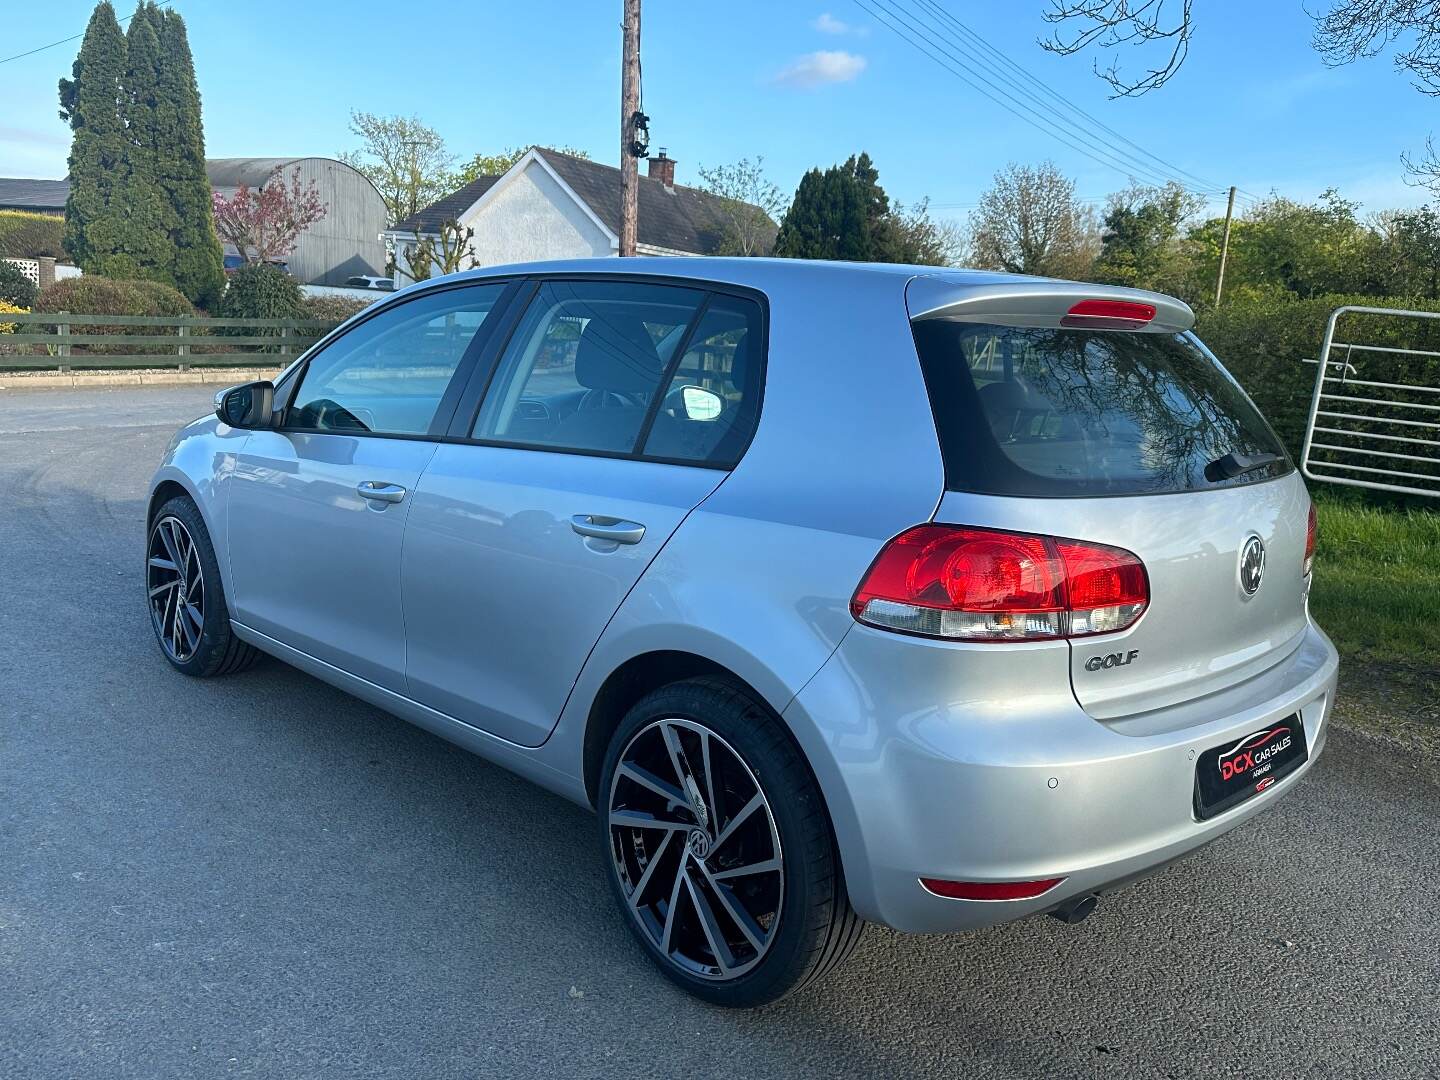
[813,12,866,35]
[774,50,867,89]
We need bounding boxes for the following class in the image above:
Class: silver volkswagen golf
[147,259,1337,1006]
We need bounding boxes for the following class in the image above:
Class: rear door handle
[357,481,407,504]
[570,514,646,545]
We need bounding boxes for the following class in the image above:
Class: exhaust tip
[1048,893,1099,925]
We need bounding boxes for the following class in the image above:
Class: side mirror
[214,381,275,429]
[680,385,723,421]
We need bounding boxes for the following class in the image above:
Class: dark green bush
[31,275,195,356]
[0,211,65,260]
[33,275,194,317]
[0,260,38,307]
[217,263,304,321]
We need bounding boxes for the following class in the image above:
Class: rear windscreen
[911,321,1292,497]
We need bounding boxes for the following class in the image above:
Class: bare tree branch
[1040,0,1195,96]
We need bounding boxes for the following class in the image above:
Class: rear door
[910,280,1309,720]
[401,279,766,746]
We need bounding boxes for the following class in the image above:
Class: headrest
[575,313,662,393]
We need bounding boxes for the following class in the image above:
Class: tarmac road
[2,385,1438,1079]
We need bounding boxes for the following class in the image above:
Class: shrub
[34,275,194,317]
[301,293,377,323]
[1195,293,1440,460]
[0,300,26,334]
[0,260,38,308]
[32,276,195,356]
[216,263,304,321]
[0,211,66,260]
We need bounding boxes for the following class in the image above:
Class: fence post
[57,310,70,359]
[280,323,292,359]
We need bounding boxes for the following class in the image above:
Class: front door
[402,280,766,745]
[227,282,509,692]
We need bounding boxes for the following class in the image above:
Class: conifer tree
[117,3,175,283]
[59,2,132,276]
[154,6,224,305]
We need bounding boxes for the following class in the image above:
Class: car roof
[439,257,1041,290]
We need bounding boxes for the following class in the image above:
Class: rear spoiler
[906,275,1195,334]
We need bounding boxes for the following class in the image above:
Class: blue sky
[2,0,1435,224]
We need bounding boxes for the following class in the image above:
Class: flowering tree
[211,167,327,264]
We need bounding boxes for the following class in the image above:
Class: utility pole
[1214,185,1237,307]
[619,0,642,257]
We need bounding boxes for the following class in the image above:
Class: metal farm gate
[1301,305,1440,499]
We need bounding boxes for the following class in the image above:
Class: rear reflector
[920,877,1066,901]
[852,525,1148,642]
[1062,298,1156,329]
[1303,504,1317,577]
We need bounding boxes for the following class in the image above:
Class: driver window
[472,280,704,454]
[289,284,505,435]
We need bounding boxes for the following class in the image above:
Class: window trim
[272,278,524,440]
[444,271,769,471]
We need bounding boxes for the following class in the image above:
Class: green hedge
[0,210,65,260]
[30,276,196,355]
[1194,293,1440,461]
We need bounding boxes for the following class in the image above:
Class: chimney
[647,148,676,190]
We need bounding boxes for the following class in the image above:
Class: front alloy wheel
[608,718,784,981]
[148,514,205,663]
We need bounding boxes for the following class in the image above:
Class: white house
[385,147,772,286]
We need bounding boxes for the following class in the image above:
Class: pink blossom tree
[211,167,327,264]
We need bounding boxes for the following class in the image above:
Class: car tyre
[146,495,259,678]
[599,677,863,1007]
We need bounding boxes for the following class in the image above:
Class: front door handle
[570,514,646,545]
[357,481,407,504]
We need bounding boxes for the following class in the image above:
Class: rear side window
[473,280,764,466]
[912,321,1292,497]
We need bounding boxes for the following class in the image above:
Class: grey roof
[391,176,502,235]
[388,149,777,255]
[205,157,308,188]
[0,177,69,211]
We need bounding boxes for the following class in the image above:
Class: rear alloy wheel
[146,495,259,677]
[600,678,863,1007]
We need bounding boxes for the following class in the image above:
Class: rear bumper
[782,621,1338,933]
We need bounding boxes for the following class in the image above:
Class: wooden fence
[0,312,338,370]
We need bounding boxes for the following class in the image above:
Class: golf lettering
[1085,649,1140,671]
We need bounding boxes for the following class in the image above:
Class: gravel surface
[2,385,1438,1079]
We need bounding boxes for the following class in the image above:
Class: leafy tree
[59,2,131,277]
[1093,181,1205,291]
[339,112,455,225]
[0,261,39,308]
[967,161,1098,278]
[153,6,225,306]
[449,145,591,189]
[212,168,328,264]
[696,157,786,256]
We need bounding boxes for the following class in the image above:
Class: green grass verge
[1309,492,1440,748]
[1310,494,1440,669]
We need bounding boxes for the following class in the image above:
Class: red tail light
[1303,504,1317,577]
[851,525,1148,641]
[1062,298,1156,329]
